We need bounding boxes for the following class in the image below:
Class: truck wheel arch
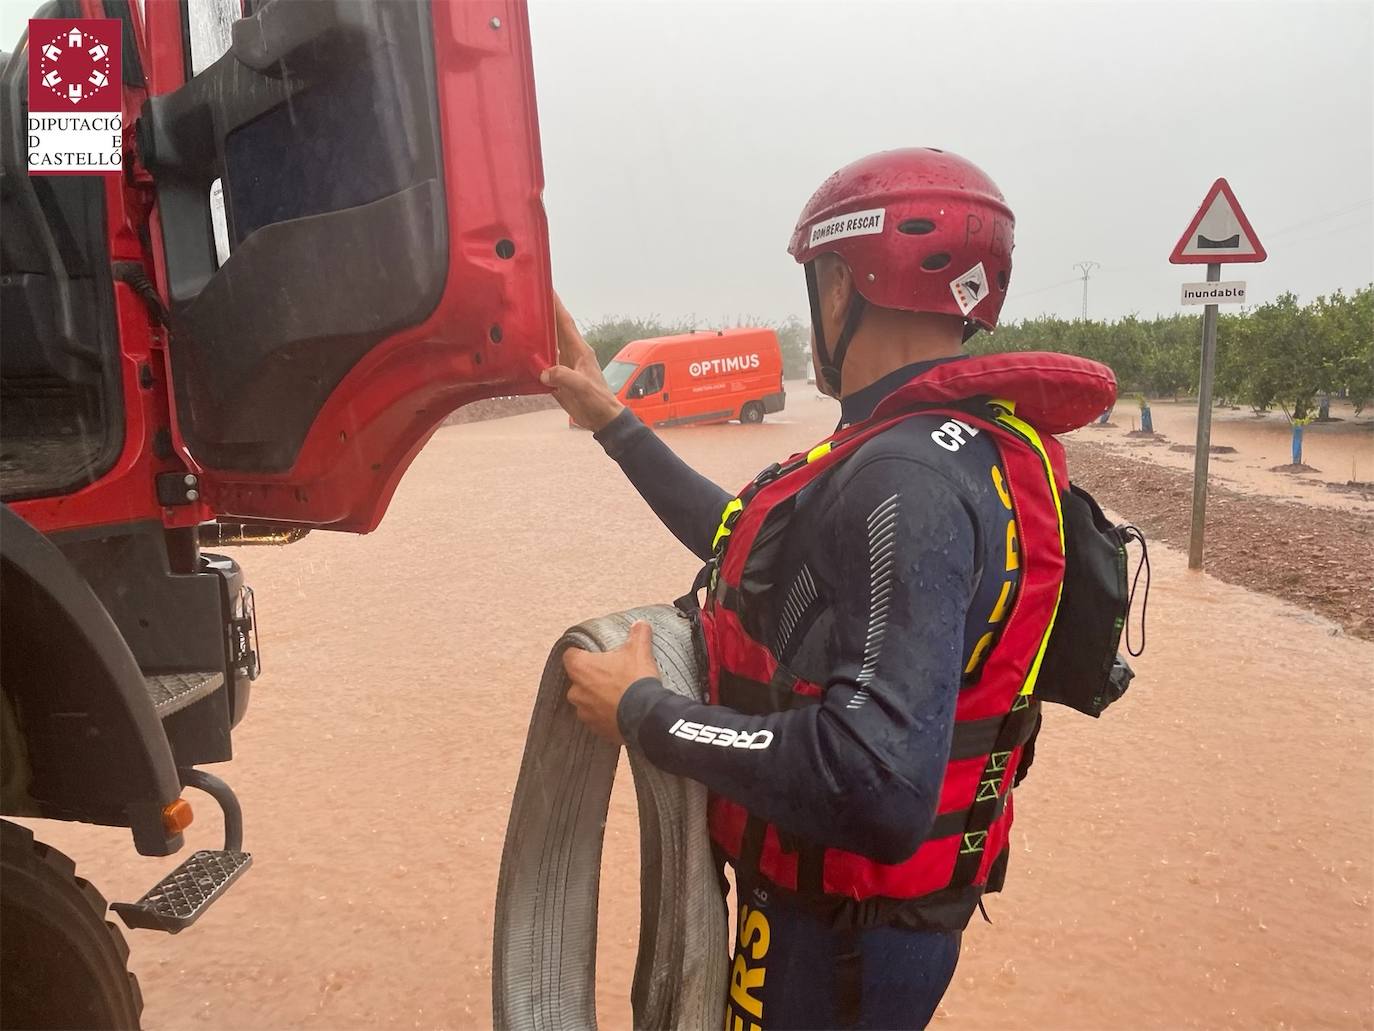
[0,506,183,856]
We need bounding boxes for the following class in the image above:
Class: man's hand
[564,621,660,745]
[541,293,625,432]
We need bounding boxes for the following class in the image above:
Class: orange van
[601,328,786,427]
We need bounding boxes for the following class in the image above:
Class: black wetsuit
[598,358,1022,1029]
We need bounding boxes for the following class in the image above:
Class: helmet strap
[805,260,867,396]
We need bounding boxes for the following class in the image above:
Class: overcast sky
[530,0,1374,327]
[3,0,1369,329]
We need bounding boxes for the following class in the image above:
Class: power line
[1073,261,1100,321]
[1035,198,1371,283]
[1265,198,1372,240]
[1005,198,1372,319]
[1011,275,1079,299]
[1277,219,1374,249]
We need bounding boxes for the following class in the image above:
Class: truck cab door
[138,0,552,531]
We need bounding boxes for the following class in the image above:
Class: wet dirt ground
[1086,399,1374,512]
[1063,439,1374,641]
[19,388,1374,1030]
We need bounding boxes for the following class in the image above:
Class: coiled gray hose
[492,605,728,1030]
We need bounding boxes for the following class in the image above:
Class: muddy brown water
[1090,399,1374,512]
[17,388,1374,1029]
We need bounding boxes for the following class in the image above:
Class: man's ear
[825,256,856,323]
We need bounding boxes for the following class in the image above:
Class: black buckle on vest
[736,462,784,511]
[752,462,783,487]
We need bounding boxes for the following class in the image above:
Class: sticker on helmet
[807,207,885,249]
[950,262,989,316]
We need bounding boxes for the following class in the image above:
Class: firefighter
[542,149,1110,1029]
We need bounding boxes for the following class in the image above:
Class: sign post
[1190,262,1221,570]
[1169,178,1267,570]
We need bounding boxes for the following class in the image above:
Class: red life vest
[695,353,1115,916]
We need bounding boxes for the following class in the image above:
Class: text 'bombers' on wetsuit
[597,358,1022,866]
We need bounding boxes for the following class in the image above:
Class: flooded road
[19,388,1374,1029]
[1089,399,1374,511]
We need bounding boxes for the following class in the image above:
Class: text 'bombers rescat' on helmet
[789,148,1016,334]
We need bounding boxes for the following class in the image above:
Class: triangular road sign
[1170,178,1267,264]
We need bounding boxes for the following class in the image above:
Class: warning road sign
[1169,177,1266,573]
[1169,178,1267,264]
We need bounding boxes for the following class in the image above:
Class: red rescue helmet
[789,148,1015,391]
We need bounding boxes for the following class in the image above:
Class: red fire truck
[1,1,553,1026]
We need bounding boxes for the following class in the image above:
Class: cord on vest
[1123,526,1150,657]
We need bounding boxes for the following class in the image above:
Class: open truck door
[138,0,553,532]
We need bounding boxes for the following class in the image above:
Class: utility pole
[1073,261,1100,321]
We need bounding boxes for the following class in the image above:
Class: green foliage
[774,316,811,379]
[581,315,692,367]
[581,286,1372,415]
[1320,288,1374,415]
[974,285,1373,414]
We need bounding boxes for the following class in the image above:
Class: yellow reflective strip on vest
[990,405,1065,548]
[713,441,830,557]
[989,402,1066,697]
[712,497,744,551]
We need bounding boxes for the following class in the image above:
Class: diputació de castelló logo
[27,18,123,174]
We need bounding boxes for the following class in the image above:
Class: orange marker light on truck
[161,798,194,835]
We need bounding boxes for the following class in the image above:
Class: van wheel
[0,821,143,1030]
[740,403,764,425]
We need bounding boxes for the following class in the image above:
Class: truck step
[112,849,251,934]
[143,671,224,717]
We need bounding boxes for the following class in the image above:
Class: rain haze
[2,0,1368,326]
[529,0,1374,328]
[1,3,1372,1029]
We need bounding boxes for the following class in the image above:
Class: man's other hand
[541,293,625,432]
[564,621,659,745]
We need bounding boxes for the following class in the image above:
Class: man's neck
[837,312,964,398]
[838,355,968,427]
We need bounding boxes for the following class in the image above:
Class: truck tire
[0,821,143,1031]
[740,402,764,424]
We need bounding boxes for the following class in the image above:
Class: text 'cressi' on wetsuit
[595,357,1022,1029]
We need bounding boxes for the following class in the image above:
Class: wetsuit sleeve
[594,408,734,561]
[618,456,977,864]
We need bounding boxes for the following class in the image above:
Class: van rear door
[138,0,552,531]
